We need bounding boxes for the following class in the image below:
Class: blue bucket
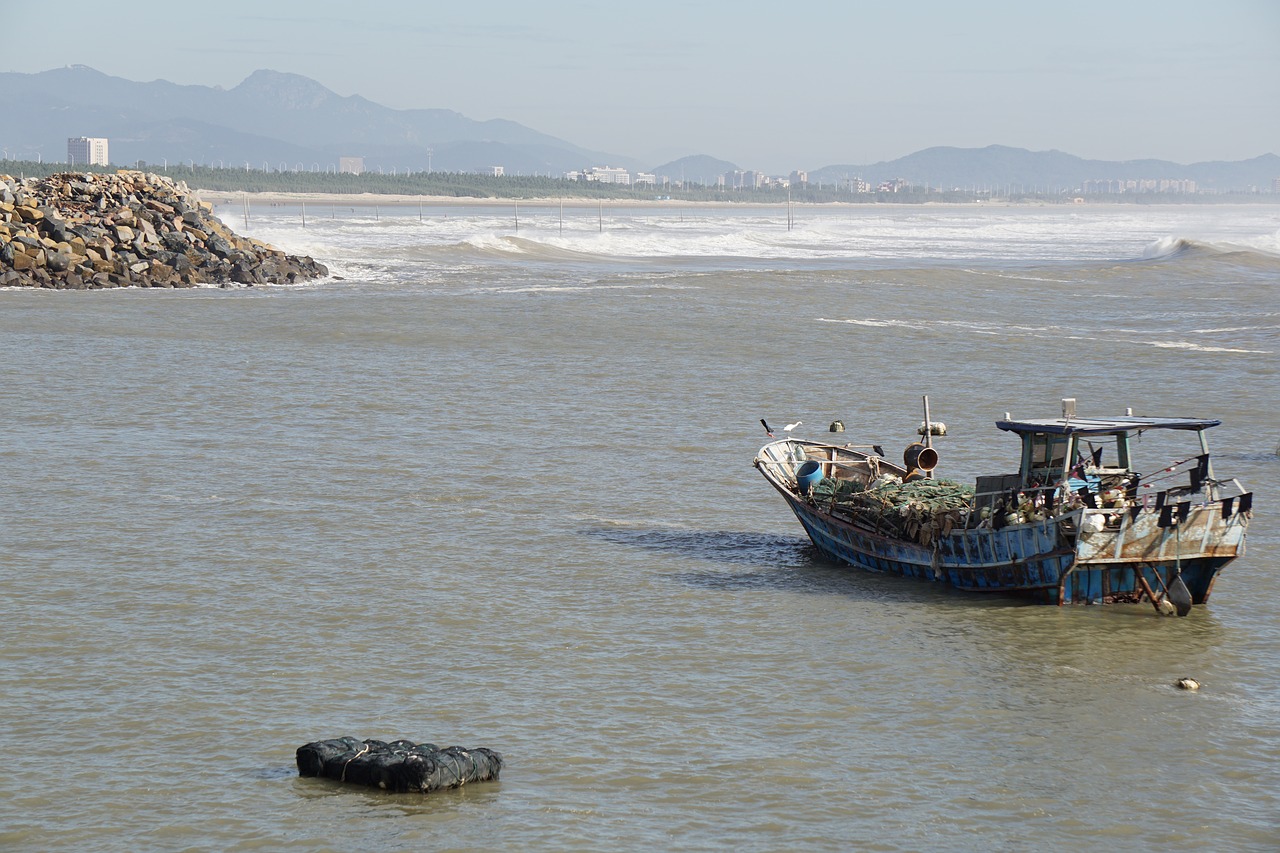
[796,460,824,495]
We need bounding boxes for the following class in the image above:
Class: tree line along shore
[1,159,1271,206]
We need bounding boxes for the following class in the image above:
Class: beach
[194,188,1113,210]
[197,189,750,209]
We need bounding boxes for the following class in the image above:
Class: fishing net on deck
[296,737,504,793]
[809,476,975,545]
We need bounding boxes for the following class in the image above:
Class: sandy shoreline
[193,189,1063,210]
[195,190,813,209]
[193,190,1275,211]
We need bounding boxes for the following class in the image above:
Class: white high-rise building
[582,166,630,185]
[67,137,109,166]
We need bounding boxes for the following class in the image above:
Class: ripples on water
[1,204,1277,851]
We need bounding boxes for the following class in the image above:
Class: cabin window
[1075,435,1128,471]
[1026,434,1070,484]
[1077,439,1107,468]
[1030,435,1070,471]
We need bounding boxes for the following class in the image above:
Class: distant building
[67,137,108,166]
[1082,177,1197,194]
[634,172,656,186]
[339,156,364,175]
[492,166,505,177]
[579,166,630,185]
[1271,177,1280,194]
[721,169,769,190]
[790,170,808,186]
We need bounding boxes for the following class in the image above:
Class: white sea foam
[817,317,1273,355]
[1192,324,1280,333]
[223,203,1280,271]
[1147,341,1272,354]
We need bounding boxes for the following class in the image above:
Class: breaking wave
[1140,236,1280,266]
[226,204,1280,276]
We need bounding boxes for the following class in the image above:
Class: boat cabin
[991,406,1221,512]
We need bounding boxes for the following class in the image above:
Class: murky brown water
[1,204,1276,851]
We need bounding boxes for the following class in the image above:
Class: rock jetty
[0,171,327,289]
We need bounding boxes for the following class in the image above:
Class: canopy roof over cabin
[995,416,1221,437]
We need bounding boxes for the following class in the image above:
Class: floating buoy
[296,737,504,793]
[829,420,845,433]
[1156,598,1177,616]
[1175,677,1201,691]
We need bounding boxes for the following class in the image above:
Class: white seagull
[782,421,803,433]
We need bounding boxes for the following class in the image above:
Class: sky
[2,0,1277,173]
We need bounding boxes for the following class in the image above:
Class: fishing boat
[754,398,1252,614]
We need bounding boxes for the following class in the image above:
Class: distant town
[26,137,1280,201]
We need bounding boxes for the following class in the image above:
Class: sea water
[1,202,1277,851]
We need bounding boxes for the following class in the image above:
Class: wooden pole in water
[1134,570,1165,614]
[922,395,934,479]
[922,396,933,449]
[301,201,306,228]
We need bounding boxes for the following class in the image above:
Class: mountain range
[2,66,1278,192]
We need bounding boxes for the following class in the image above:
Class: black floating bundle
[296,737,504,794]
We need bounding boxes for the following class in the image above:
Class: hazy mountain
[808,145,1280,192]
[0,65,643,174]
[1,67,1275,191]
[650,155,741,184]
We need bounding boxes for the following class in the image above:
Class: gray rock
[0,170,328,289]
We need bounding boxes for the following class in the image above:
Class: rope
[340,742,371,783]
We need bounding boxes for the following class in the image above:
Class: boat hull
[757,440,1249,607]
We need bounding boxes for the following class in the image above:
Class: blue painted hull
[758,438,1248,607]
[781,488,1233,605]
[784,489,1070,602]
